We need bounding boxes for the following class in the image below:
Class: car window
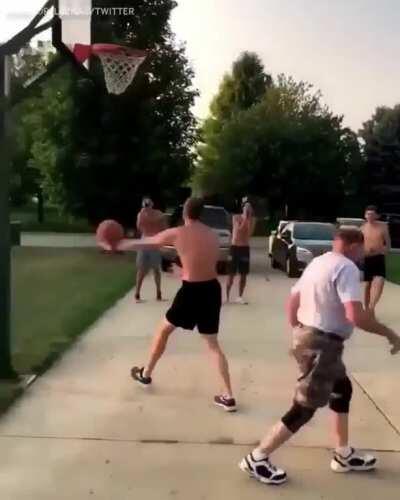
[200,208,229,229]
[293,224,334,240]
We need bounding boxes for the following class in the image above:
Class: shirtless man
[226,202,256,304]
[135,198,166,302]
[361,205,391,313]
[118,197,236,412]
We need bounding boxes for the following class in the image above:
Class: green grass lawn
[387,254,400,285]
[11,205,92,233]
[0,247,135,413]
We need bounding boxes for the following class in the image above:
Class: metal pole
[0,53,17,379]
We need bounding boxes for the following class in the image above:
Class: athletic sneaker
[214,395,237,412]
[331,448,377,473]
[131,366,152,385]
[235,297,248,305]
[239,453,287,485]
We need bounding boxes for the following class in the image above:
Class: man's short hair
[365,205,378,213]
[183,197,204,220]
[335,227,364,245]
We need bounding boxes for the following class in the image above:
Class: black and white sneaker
[239,453,287,485]
[131,366,152,385]
[214,395,237,412]
[331,448,377,473]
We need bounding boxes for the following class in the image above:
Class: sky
[1,0,399,132]
[171,0,400,131]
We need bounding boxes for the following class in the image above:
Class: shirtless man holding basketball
[135,198,166,302]
[361,205,391,313]
[118,197,236,412]
[226,201,256,304]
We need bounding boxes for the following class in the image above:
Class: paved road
[1,245,399,499]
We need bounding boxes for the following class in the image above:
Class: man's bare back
[158,222,219,282]
[361,221,390,256]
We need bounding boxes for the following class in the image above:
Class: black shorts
[229,246,250,275]
[363,254,386,282]
[166,279,222,334]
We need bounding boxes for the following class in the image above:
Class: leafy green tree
[210,51,272,122]
[195,52,272,203]
[195,73,363,219]
[9,46,63,220]
[359,105,400,207]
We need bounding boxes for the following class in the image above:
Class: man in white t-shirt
[239,228,400,486]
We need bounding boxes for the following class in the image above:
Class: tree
[51,0,198,225]
[195,52,272,204]
[195,74,363,219]
[359,105,400,207]
[210,51,272,122]
[9,45,61,221]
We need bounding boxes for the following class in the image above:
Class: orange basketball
[96,220,124,251]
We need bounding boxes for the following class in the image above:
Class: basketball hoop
[72,43,147,95]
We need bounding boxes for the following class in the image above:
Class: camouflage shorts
[292,325,346,409]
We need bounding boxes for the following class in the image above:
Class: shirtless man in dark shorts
[118,197,236,412]
[361,205,391,313]
[226,202,255,304]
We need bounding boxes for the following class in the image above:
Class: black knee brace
[329,377,353,413]
[281,402,316,434]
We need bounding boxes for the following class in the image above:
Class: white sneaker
[331,448,377,473]
[239,453,287,485]
[235,297,248,305]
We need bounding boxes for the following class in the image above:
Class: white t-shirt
[291,252,362,339]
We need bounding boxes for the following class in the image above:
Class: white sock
[252,448,268,461]
[336,445,352,458]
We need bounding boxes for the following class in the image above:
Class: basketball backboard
[59,0,91,50]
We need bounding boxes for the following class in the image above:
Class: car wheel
[286,258,300,278]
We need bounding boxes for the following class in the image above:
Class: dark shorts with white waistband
[292,325,347,409]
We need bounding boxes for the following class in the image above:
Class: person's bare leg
[135,268,146,301]
[364,282,371,310]
[331,411,349,449]
[226,274,234,302]
[143,319,175,377]
[239,273,247,298]
[257,421,293,456]
[368,276,385,313]
[202,334,233,398]
[153,268,162,300]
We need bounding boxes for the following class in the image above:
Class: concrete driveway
[0,243,399,499]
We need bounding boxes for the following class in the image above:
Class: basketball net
[97,50,146,95]
[72,44,147,95]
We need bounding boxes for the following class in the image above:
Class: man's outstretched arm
[117,228,177,251]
